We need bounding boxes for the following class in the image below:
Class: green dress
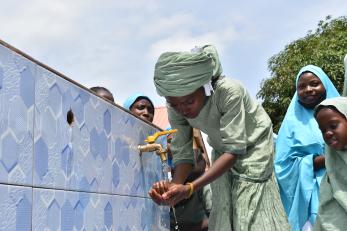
[169,77,290,230]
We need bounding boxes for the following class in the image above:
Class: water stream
[161,162,180,231]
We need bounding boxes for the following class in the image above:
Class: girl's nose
[180,106,190,116]
[324,130,334,139]
[142,108,149,117]
[304,85,313,93]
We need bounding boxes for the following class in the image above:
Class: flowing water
[171,206,179,230]
[161,162,180,231]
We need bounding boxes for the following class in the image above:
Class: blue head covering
[123,93,154,110]
[274,65,340,231]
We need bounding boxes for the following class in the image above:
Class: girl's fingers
[158,181,167,194]
[149,189,164,205]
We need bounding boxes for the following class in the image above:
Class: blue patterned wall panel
[0,45,34,185]
[34,65,165,197]
[0,40,169,230]
[0,183,32,231]
[32,188,169,231]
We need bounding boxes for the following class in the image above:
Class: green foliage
[257,16,347,133]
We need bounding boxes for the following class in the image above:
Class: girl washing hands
[149,45,290,230]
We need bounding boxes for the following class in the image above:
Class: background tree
[257,15,347,133]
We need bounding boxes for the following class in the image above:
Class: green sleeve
[215,80,248,155]
[167,106,195,165]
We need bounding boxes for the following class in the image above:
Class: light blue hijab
[123,93,154,110]
[274,65,340,231]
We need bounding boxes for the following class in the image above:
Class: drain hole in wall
[67,109,74,126]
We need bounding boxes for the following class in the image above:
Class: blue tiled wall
[0,41,169,230]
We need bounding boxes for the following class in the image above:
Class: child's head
[90,86,114,103]
[315,97,347,151]
[154,45,222,119]
[297,71,326,108]
[123,93,155,123]
[165,87,207,119]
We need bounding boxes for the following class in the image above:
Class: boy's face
[165,87,207,119]
[316,107,347,151]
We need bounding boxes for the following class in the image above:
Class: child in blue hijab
[274,65,340,231]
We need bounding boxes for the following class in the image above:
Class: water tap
[138,129,177,171]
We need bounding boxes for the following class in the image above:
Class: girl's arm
[192,152,236,191]
[162,152,237,205]
[171,163,194,184]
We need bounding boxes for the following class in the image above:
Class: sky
[0,0,346,106]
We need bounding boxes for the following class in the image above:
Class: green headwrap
[201,45,223,78]
[154,45,223,97]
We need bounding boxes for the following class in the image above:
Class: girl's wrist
[185,182,194,199]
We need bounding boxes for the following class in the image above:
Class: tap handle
[144,129,178,143]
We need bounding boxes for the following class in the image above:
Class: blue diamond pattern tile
[99,131,108,161]
[62,88,74,116]
[19,65,35,108]
[141,200,155,231]
[74,201,84,230]
[103,109,111,135]
[61,200,74,231]
[90,178,99,191]
[79,89,90,105]
[130,168,143,195]
[47,199,61,230]
[48,84,63,116]
[90,127,99,159]
[61,145,73,177]
[41,107,58,148]
[125,116,136,127]
[79,191,90,209]
[8,96,28,142]
[16,195,32,231]
[112,160,120,188]
[114,138,130,166]
[79,176,90,192]
[104,202,113,228]
[34,137,48,180]
[79,123,90,154]
[72,95,85,127]
[1,130,19,173]
[70,87,81,102]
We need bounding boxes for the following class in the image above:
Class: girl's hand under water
[162,183,191,206]
[148,180,171,205]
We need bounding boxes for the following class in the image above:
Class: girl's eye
[330,123,337,130]
[297,84,305,90]
[168,103,176,108]
[310,82,320,87]
[185,99,194,105]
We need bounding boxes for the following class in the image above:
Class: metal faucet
[138,129,177,163]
